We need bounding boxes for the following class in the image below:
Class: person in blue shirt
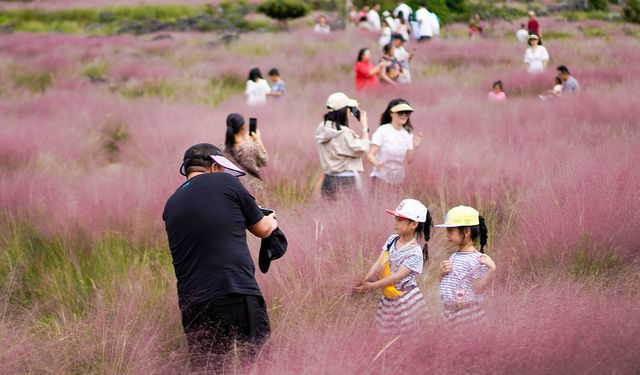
[267,68,285,99]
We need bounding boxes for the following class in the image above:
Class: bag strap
[453,251,482,282]
[386,235,400,251]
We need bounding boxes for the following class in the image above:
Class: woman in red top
[355,48,388,90]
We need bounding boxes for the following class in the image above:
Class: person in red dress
[355,48,389,90]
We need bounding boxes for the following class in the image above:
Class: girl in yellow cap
[353,198,432,334]
[435,205,496,324]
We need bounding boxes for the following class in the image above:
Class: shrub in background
[257,0,311,29]
[624,0,640,23]
[588,0,609,10]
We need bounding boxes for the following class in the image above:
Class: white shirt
[370,124,414,184]
[415,8,433,37]
[314,24,330,33]
[524,45,549,74]
[516,29,529,43]
[368,9,381,31]
[245,79,271,106]
[379,26,392,48]
[427,11,440,36]
[393,3,413,21]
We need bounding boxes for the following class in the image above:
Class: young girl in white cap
[353,199,432,334]
[435,205,496,324]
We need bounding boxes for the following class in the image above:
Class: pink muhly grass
[1,22,640,374]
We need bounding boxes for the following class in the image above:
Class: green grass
[0,222,169,320]
[0,3,250,34]
[224,43,272,57]
[543,30,574,39]
[119,80,180,100]
[582,27,609,38]
[82,62,109,80]
[202,74,245,107]
[12,70,54,94]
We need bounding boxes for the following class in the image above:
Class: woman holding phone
[225,113,269,203]
[367,98,422,187]
[315,92,370,200]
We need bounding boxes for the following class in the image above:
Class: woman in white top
[523,34,549,74]
[378,19,393,48]
[367,98,422,185]
[245,67,272,106]
[393,13,411,43]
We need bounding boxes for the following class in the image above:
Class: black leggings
[181,294,270,371]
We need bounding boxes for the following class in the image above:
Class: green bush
[13,71,53,93]
[624,0,640,24]
[588,0,609,11]
[257,0,310,22]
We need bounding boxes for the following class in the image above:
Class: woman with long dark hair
[225,113,269,203]
[315,92,370,200]
[245,67,272,106]
[367,98,422,186]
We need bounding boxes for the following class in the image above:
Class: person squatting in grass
[315,92,370,200]
[436,205,496,325]
[162,143,277,371]
[353,199,432,334]
[367,99,423,187]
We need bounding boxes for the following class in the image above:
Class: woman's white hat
[327,92,358,111]
[385,199,428,222]
[528,34,539,40]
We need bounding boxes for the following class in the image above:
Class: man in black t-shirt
[163,143,277,370]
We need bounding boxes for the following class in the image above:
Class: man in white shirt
[415,3,433,41]
[368,3,382,32]
[393,2,413,22]
[427,9,440,37]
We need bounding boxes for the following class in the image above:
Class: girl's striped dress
[439,250,488,324]
[375,235,427,334]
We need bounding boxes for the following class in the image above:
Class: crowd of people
[162,3,588,371]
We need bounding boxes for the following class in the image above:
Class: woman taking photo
[315,92,370,200]
[355,48,389,91]
[524,34,549,74]
[245,67,271,106]
[367,98,422,186]
[225,113,269,203]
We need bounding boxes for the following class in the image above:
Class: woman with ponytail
[224,113,269,203]
[353,199,431,334]
[435,205,495,324]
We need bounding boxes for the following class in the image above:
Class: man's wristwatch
[362,128,369,133]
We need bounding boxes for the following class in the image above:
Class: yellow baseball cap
[434,205,480,227]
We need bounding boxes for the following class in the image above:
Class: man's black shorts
[181,294,270,359]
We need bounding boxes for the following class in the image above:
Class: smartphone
[349,107,361,121]
[260,207,274,216]
[249,117,257,134]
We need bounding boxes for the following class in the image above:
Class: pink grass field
[1,16,640,374]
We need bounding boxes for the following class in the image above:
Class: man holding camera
[162,143,278,370]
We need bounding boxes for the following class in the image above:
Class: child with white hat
[353,198,432,334]
[435,205,496,324]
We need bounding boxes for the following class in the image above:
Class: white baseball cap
[385,199,428,223]
[326,92,358,111]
